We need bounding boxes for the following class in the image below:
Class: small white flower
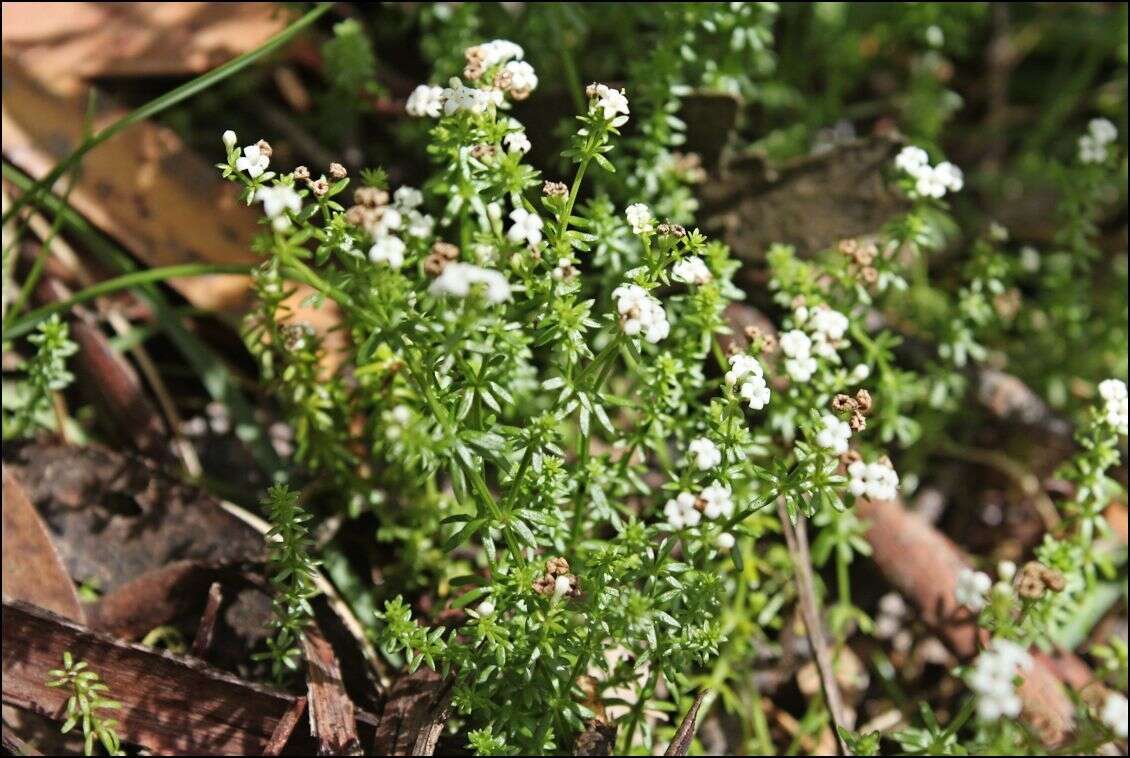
[664,491,701,529]
[1078,134,1108,164]
[504,60,538,92]
[478,39,524,67]
[369,235,406,269]
[850,364,872,382]
[1089,117,1118,146]
[785,355,818,383]
[393,186,424,211]
[1101,692,1128,739]
[914,165,948,198]
[256,185,302,221]
[997,560,1017,582]
[934,161,964,193]
[847,459,899,501]
[590,83,630,126]
[725,354,764,385]
[955,568,992,612]
[809,307,849,341]
[739,374,772,410]
[612,283,669,343]
[442,77,494,115]
[815,414,851,455]
[476,599,495,617]
[688,438,722,471]
[700,482,734,520]
[376,207,402,235]
[504,131,531,154]
[1019,246,1041,273]
[925,24,945,48]
[553,574,573,597]
[895,146,930,176]
[507,207,544,246]
[405,210,435,239]
[236,143,270,178]
[779,329,812,359]
[671,256,712,285]
[1098,379,1128,435]
[429,262,511,304]
[625,203,653,235]
[222,130,238,150]
[716,532,736,551]
[406,84,444,118]
[968,638,1033,722]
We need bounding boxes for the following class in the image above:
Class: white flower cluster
[1078,118,1118,164]
[847,457,899,501]
[664,482,734,529]
[815,413,852,455]
[504,130,531,154]
[687,437,722,471]
[406,84,444,118]
[429,262,511,304]
[475,39,524,68]
[406,40,536,119]
[955,568,992,612]
[366,188,426,269]
[780,304,851,382]
[394,185,435,240]
[256,185,301,232]
[725,354,771,410]
[895,145,963,199]
[1098,378,1128,435]
[1102,692,1128,739]
[587,82,630,127]
[612,283,669,343]
[968,638,1032,721]
[507,207,544,246]
[383,405,413,440]
[671,256,712,285]
[625,203,653,235]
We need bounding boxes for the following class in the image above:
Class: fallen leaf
[1,467,84,622]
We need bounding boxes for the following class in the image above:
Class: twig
[777,498,853,755]
[190,582,224,659]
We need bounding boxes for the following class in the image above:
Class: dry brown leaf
[1,3,291,95]
[1,467,84,623]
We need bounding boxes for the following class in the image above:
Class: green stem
[4,262,254,339]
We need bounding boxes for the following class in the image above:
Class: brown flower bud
[1040,565,1066,592]
[849,411,867,432]
[328,162,347,180]
[431,241,460,261]
[656,223,687,238]
[293,165,310,181]
[423,252,449,277]
[832,394,858,413]
[533,574,555,596]
[854,388,873,414]
[464,61,485,81]
[1016,561,1048,599]
[546,557,570,576]
[255,139,273,158]
[542,181,568,198]
[354,186,389,208]
[465,45,486,63]
[470,143,496,160]
[861,266,879,284]
[510,87,531,102]
[310,178,330,198]
[493,69,514,91]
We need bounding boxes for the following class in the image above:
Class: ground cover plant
[1,2,1127,756]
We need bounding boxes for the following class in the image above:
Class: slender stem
[4,262,254,339]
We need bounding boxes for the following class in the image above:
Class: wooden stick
[777,499,853,756]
